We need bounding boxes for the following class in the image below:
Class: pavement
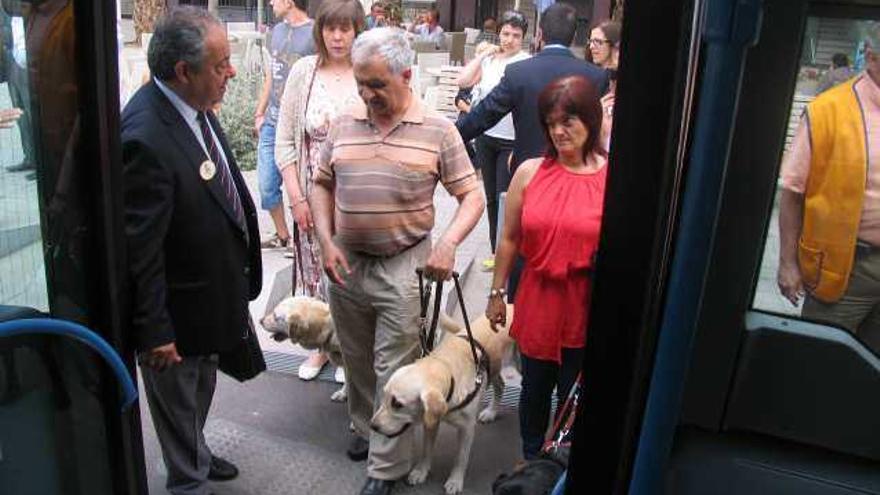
[0,83,48,311]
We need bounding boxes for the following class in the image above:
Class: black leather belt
[855,240,879,257]
[353,236,426,259]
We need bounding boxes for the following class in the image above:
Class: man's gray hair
[351,28,414,74]
[148,7,223,81]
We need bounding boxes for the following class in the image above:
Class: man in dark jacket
[1,0,35,174]
[121,7,262,494]
[456,2,608,171]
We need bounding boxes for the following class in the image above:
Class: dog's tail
[438,312,463,334]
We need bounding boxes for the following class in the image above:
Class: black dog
[492,457,565,495]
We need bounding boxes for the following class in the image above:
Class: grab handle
[0,318,138,412]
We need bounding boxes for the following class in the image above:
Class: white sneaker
[334,366,346,384]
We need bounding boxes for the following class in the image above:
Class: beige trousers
[803,246,880,354]
[328,238,429,480]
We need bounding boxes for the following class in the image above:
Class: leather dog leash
[417,267,445,356]
[416,268,486,391]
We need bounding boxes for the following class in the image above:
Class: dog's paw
[443,475,464,494]
[407,467,429,486]
[478,407,498,423]
[330,387,347,402]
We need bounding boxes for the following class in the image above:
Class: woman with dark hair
[589,20,621,70]
[275,0,364,383]
[485,75,607,460]
[590,20,622,151]
[457,10,530,267]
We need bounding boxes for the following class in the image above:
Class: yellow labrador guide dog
[260,295,469,402]
[260,296,348,401]
[370,305,515,495]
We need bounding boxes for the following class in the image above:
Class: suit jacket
[0,6,10,82]
[122,81,262,356]
[456,47,609,169]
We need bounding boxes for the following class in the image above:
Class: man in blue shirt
[253,0,315,250]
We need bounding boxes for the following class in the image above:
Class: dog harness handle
[416,268,445,355]
[452,272,481,373]
[414,268,486,413]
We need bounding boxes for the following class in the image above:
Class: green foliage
[219,69,262,172]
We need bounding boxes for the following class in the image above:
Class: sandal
[298,352,329,380]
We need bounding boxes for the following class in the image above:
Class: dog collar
[446,336,490,414]
[376,421,410,439]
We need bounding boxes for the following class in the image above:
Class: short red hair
[537,75,605,161]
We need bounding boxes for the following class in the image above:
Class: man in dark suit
[457,2,608,170]
[1,1,35,175]
[121,7,261,494]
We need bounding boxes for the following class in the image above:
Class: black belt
[855,240,879,257]
[352,236,426,259]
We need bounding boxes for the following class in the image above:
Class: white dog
[260,296,348,402]
[369,306,515,495]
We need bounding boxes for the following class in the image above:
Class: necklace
[323,61,349,83]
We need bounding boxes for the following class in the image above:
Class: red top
[510,157,607,362]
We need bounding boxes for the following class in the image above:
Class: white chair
[422,86,439,110]
[226,22,262,74]
[445,32,466,65]
[227,21,256,33]
[417,52,450,70]
[463,44,476,64]
[412,40,440,53]
[464,28,481,45]
[409,64,422,97]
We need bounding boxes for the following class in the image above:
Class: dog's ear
[421,388,448,430]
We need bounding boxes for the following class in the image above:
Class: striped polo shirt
[316,98,478,256]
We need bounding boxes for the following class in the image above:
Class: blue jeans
[257,121,283,211]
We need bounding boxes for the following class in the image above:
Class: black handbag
[218,316,266,382]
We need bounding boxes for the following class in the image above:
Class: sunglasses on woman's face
[589,38,612,47]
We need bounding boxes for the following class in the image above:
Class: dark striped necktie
[196,111,245,228]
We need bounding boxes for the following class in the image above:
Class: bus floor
[138,364,523,495]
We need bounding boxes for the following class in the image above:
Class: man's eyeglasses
[589,38,611,47]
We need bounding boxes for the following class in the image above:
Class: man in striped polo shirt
[310,28,484,495]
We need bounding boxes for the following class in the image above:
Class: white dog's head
[370,362,450,437]
[260,296,333,349]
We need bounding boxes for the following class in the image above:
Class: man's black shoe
[359,477,394,495]
[347,435,369,461]
[208,455,239,481]
[6,161,35,172]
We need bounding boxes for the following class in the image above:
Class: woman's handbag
[218,316,266,382]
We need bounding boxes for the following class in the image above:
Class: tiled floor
[0,83,48,311]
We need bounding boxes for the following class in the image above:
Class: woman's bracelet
[290,196,308,207]
[488,287,507,299]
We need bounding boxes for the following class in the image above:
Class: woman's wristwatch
[488,287,507,299]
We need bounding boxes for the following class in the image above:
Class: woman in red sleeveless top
[486,75,607,460]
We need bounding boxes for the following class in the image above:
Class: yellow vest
[799,77,867,302]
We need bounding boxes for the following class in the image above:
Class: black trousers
[7,63,34,164]
[519,347,584,459]
[474,135,513,252]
